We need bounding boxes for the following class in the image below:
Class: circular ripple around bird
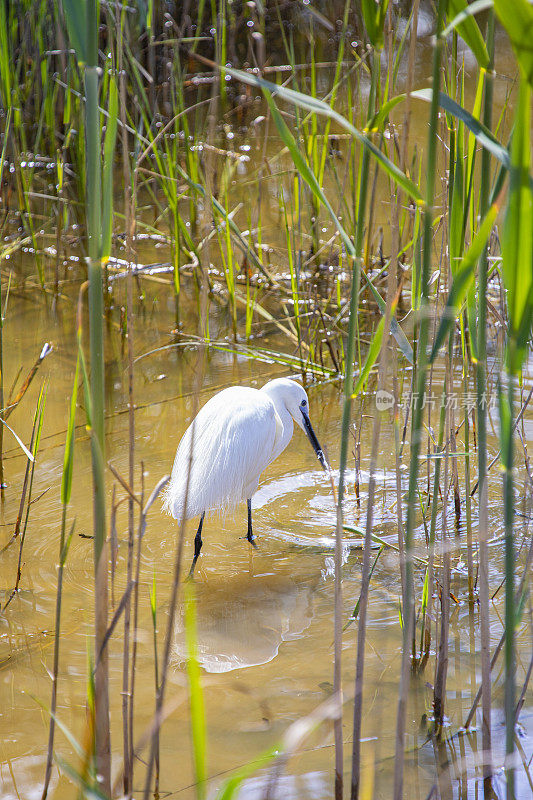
[254,468,398,550]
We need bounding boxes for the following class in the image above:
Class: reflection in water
[173,573,314,673]
[254,469,399,551]
[416,708,533,800]
[232,770,328,800]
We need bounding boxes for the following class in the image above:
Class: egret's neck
[261,384,294,461]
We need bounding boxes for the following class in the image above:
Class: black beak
[301,409,329,471]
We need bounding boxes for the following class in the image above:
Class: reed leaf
[262,88,413,364]
[352,317,384,397]
[498,384,512,471]
[429,203,498,362]
[0,0,12,108]
[447,0,489,68]
[55,757,108,800]
[501,76,533,372]
[262,89,353,255]
[149,568,157,628]
[411,89,509,168]
[219,63,423,203]
[366,93,409,133]
[441,0,493,42]
[61,353,80,507]
[364,276,413,365]
[77,333,93,427]
[215,747,279,800]
[62,0,89,64]
[361,0,390,50]
[448,76,466,277]
[60,519,76,567]
[0,417,35,462]
[493,0,533,86]
[101,76,118,265]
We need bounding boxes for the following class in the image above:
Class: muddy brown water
[0,25,532,800]
[1,281,531,799]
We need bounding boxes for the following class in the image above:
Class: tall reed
[476,12,495,794]
[42,354,79,799]
[61,0,119,789]
[499,72,532,800]
[350,8,386,797]
[2,3,533,798]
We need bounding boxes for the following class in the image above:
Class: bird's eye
[301,399,307,408]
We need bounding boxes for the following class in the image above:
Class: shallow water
[1,24,532,800]
[0,281,531,800]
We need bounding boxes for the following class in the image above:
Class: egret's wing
[162,388,277,520]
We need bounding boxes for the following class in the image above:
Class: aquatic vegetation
[0,2,532,800]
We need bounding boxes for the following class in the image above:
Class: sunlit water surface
[0,28,532,800]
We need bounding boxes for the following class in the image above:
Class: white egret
[162,377,328,575]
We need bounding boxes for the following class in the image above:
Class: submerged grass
[0,2,532,799]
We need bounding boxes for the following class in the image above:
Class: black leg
[188,512,205,579]
[246,498,257,548]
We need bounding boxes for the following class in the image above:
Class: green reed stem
[85,72,106,560]
[503,369,516,799]
[185,582,207,800]
[476,12,494,794]
[0,107,10,502]
[149,570,160,795]
[83,0,110,792]
[464,370,474,603]
[42,347,79,798]
[420,394,446,664]
[403,0,445,660]
[333,43,379,800]
[338,51,378,505]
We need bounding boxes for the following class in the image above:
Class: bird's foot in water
[187,556,201,580]
[240,534,258,549]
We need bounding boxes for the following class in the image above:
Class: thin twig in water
[3,343,52,420]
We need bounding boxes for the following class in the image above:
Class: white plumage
[163,385,278,520]
[164,379,304,518]
[162,377,328,573]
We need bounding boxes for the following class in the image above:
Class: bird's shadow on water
[171,570,316,673]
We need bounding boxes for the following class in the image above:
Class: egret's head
[262,378,329,471]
